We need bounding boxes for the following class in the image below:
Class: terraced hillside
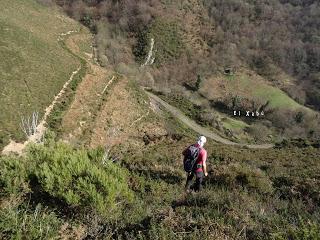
[0,0,86,150]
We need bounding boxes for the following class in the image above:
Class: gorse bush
[29,142,133,218]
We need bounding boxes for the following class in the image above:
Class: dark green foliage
[0,132,10,157]
[29,142,133,218]
[80,15,96,33]
[0,156,29,196]
[133,29,149,64]
[195,74,202,91]
[307,89,320,111]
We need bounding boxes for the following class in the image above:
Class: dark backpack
[183,145,200,172]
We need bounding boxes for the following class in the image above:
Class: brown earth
[60,61,113,145]
[61,32,167,149]
[89,76,167,149]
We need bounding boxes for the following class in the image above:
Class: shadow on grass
[137,168,184,185]
[171,195,209,209]
[183,83,197,91]
[28,175,78,219]
[122,160,184,185]
[109,216,152,239]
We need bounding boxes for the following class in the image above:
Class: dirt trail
[145,91,274,149]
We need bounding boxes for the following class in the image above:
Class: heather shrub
[0,203,61,240]
[271,218,320,240]
[28,143,133,218]
[211,163,274,194]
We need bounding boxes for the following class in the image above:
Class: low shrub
[211,163,274,194]
[28,143,134,218]
[245,123,271,142]
[0,132,10,153]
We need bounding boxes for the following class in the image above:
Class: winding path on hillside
[146,91,274,149]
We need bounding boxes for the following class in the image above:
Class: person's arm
[202,150,208,176]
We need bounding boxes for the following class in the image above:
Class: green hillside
[0,0,81,148]
[1,133,320,239]
[1,0,320,239]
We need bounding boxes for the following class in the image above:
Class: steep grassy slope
[1,132,319,239]
[0,0,82,149]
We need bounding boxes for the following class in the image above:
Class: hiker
[183,136,208,192]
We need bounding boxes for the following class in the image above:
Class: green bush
[29,142,133,218]
[0,156,29,196]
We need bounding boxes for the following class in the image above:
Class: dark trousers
[185,171,204,191]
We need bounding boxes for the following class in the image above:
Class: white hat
[198,136,207,147]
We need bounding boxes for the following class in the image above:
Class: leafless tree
[20,111,39,138]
